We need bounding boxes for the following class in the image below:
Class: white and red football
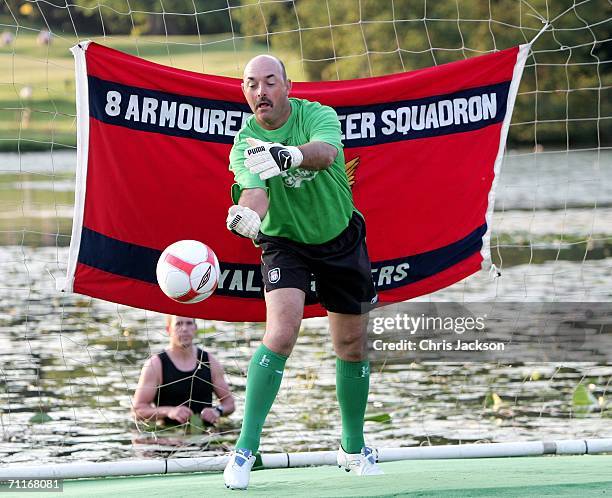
[156,240,220,303]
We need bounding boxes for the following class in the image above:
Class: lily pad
[484,392,503,411]
[29,412,53,424]
[364,412,391,424]
[189,414,205,434]
[572,384,598,407]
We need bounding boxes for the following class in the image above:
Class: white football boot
[337,446,384,475]
[223,448,256,489]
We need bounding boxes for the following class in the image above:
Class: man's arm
[132,356,193,424]
[226,187,268,239]
[297,141,338,171]
[210,354,235,415]
[244,138,338,179]
[238,187,269,220]
[244,102,341,179]
[200,353,236,424]
[227,135,269,239]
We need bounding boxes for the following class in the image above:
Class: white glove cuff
[287,146,304,168]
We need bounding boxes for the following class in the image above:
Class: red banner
[63,42,529,321]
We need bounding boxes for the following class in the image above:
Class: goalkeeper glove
[226,205,261,239]
[244,137,303,180]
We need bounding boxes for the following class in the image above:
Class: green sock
[235,344,287,453]
[336,358,370,454]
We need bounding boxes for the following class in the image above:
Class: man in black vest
[132,315,235,425]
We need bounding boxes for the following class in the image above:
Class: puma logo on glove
[244,137,304,180]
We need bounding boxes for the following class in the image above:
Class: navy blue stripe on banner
[79,227,161,283]
[88,76,251,145]
[88,75,509,148]
[78,227,261,297]
[335,82,509,147]
[78,225,485,299]
[370,224,486,290]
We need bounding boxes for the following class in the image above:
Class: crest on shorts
[268,267,281,284]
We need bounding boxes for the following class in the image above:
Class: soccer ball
[156,240,220,303]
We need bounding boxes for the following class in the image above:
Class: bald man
[224,55,381,489]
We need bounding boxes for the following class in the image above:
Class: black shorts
[256,212,378,315]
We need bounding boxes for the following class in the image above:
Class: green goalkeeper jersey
[229,98,354,244]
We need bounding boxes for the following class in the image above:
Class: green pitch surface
[34,455,612,497]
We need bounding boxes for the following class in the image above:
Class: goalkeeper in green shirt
[223,54,382,489]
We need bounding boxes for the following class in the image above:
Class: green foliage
[1,0,609,145]
[0,31,287,152]
[1,0,233,35]
[75,0,233,35]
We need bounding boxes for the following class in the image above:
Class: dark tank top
[156,348,213,419]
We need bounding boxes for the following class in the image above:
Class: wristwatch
[214,405,224,416]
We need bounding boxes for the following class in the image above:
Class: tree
[233,0,611,145]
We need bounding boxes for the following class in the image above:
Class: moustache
[256,99,272,108]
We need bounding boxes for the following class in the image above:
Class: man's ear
[286,78,292,94]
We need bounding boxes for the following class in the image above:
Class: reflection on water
[1,149,612,256]
[2,149,610,208]
[0,246,610,466]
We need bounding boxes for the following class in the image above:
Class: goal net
[0,0,610,467]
